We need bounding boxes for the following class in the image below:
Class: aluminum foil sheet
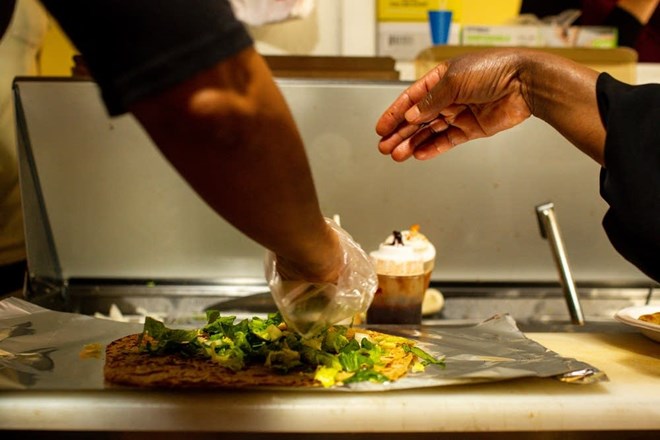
[0,297,606,391]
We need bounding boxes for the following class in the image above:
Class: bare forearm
[129,47,340,281]
[519,51,606,165]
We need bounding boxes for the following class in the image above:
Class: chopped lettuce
[138,311,445,387]
[206,343,245,371]
[139,316,201,355]
[404,345,446,366]
[321,326,349,353]
[342,368,390,384]
[248,315,284,341]
[265,347,302,372]
[337,337,380,373]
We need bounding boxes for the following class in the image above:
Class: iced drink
[367,226,436,325]
[383,225,436,290]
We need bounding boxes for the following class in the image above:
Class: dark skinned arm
[129,46,342,283]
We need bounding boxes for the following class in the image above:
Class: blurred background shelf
[264,55,400,80]
[414,46,639,82]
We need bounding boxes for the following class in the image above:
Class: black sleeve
[0,0,16,41]
[604,6,644,48]
[597,73,660,282]
[39,0,253,116]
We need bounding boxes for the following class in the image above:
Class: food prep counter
[1,331,659,437]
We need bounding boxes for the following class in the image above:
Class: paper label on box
[539,25,617,48]
[574,26,617,48]
[461,24,617,48]
[377,22,433,60]
[462,25,541,47]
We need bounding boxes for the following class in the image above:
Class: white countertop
[1,331,659,435]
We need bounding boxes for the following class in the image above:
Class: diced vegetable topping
[138,311,444,387]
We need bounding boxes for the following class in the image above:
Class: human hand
[376,49,533,162]
[265,218,377,337]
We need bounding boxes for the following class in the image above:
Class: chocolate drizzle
[389,230,404,246]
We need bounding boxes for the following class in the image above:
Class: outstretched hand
[376,50,533,162]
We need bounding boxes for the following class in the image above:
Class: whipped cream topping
[383,225,436,264]
[370,225,436,276]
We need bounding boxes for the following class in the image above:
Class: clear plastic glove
[229,0,314,26]
[264,218,377,338]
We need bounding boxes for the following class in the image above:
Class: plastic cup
[428,10,453,45]
[367,272,427,325]
[367,227,436,325]
[367,244,426,325]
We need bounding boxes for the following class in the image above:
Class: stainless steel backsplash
[14,78,650,285]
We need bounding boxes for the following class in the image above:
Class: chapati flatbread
[105,334,316,388]
[103,316,442,389]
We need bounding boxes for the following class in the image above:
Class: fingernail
[405,106,421,122]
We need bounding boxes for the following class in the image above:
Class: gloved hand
[264,218,377,338]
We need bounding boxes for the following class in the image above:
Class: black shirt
[597,73,660,281]
[39,0,253,116]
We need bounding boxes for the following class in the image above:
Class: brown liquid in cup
[367,273,426,325]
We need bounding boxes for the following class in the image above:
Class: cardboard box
[377,21,461,61]
[462,24,617,49]
[462,25,540,47]
[541,26,617,48]
[376,0,460,61]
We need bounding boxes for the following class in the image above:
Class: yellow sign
[377,0,444,22]
[460,0,521,25]
[377,0,521,25]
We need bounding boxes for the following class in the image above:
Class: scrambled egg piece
[639,311,660,325]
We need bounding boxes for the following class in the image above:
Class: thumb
[404,77,455,125]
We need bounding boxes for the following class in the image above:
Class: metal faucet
[535,202,585,325]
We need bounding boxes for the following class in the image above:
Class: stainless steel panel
[14,78,651,284]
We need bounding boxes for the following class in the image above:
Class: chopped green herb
[137,311,444,387]
[404,345,446,366]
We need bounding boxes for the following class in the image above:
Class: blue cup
[428,10,453,45]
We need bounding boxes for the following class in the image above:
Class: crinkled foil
[0,298,606,391]
[0,298,143,390]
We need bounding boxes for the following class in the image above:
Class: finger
[375,92,416,137]
[405,67,456,125]
[389,118,450,162]
[390,137,416,162]
[411,126,467,160]
[407,118,449,148]
[409,135,454,161]
[381,108,453,155]
[375,65,447,137]
[377,122,422,155]
[380,115,449,159]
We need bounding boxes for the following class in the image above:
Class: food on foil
[639,311,660,325]
[104,311,444,389]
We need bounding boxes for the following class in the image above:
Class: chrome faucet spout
[535,202,585,325]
